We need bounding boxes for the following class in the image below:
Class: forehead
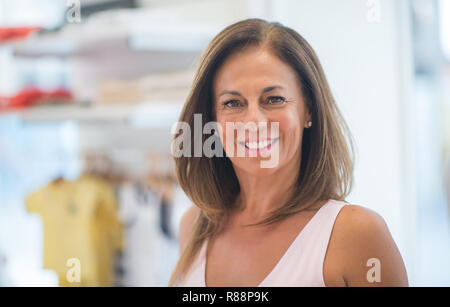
[213,46,300,94]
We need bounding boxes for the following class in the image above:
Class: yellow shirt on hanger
[25,175,123,287]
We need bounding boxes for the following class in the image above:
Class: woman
[169,18,408,287]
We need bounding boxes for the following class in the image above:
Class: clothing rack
[80,149,178,203]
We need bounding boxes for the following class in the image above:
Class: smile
[240,137,279,150]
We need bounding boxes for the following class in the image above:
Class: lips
[240,137,279,150]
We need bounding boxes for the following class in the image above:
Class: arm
[332,205,409,286]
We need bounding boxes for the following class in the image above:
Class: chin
[233,159,282,177]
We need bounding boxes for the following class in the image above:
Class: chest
[204,212,317,287]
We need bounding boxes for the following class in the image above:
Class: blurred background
[0,0,448,286]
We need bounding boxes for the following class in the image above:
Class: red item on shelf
[0,27,42,43]
[0,87,73,111]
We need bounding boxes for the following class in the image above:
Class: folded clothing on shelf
[0,87,73,110]
[0,27,42,43]
[95,68,195,104]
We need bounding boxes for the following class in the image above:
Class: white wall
[269,0,418,284]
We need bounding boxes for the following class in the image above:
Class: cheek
[214,114,235,152]
[278,112,303,152]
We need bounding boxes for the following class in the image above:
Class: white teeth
[245,139,275,149]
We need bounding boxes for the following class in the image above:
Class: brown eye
[223,100,241,108]
[267,96,286,104]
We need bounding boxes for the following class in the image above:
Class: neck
[233,156,300,223]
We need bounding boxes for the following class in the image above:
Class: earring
[307,121,312,128]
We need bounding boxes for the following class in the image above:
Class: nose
[245,101,268,123]
[242,101,269,137]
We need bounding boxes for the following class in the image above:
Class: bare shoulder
[178,204,201,253]
[328,204,409,286]
[337,204,388,234]
[335,205,397,251]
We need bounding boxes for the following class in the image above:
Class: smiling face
[213,45,312,176]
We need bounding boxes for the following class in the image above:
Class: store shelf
[10,23,219,58]
[128,24,218,52]
[15,101,185,128]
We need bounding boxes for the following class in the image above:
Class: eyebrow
[218,85,284,97]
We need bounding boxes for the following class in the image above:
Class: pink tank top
[176,199,347,287]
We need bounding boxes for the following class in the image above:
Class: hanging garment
[159,196,173,239]
[115,182,192,286]
[116,182,160,286]
[155,185,192,285]
[25,174,123,287]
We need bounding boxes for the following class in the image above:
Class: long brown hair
[168,18,355,286]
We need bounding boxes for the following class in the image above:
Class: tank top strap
[302,199,348,262]
[263,199,347,286]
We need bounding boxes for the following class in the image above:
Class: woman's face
[213,45,311,176]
